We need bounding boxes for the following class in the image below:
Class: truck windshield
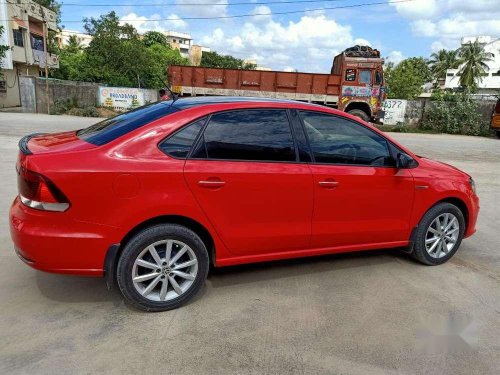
[77,101,180,146]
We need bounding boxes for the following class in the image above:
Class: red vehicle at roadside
[10,97,479,311]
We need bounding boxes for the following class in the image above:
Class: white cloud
[390,0,500,50]
[411,20,437,37]
[386,50,404,65]
[201,10,370,72]
[175,0,228,18]
[390,0,440,19]
[250,5,272,23]
[120,12,187,33]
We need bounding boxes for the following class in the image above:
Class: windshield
[77,101,180,146]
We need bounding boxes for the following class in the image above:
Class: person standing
[159,89,170,101]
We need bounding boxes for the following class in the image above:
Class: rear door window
[77,101,180,146]
[192,109,296,162]
[159,118,205,158]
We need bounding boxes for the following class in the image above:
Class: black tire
[347,109,370,122]
[117,224,209,312]
[496,130,500,139]
[411,203,465,265]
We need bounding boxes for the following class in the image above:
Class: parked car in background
[491,98,500,138]
[10,97,479,311]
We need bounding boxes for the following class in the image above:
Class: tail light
[17,167,70,212]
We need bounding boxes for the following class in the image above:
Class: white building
[56,30,93,48]
[445,36,500,97]
[163,31,210,66]
[0,0,59,108]
[243,59,272,71]
[164,31,193,58]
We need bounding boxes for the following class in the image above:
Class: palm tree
[457,41,493,89]
[428,49,460,80]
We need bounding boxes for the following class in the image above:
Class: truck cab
[331,46,385,122]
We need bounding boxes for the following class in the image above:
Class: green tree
[201,51,256,69]
[80,12,146,86]
[428,49,460,80]
[50,43,85,81]
[457,41,493,89]
[142,31,168,47]
[140,43,189,88]
[385,57,431,99]
[65,34,83,53]
[53,12,189,88]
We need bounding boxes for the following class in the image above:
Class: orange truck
[168,46,385,122]
[491,98,500,138]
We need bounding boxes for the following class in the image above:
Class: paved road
[1,113,499,374]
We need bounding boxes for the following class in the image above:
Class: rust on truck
[168,45,385,121]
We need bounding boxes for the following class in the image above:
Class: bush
[81,106,100,117]
[50,97,79,115]
[66,106,100,117]
[420,92,489,136]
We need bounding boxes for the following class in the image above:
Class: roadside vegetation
[421,90,490,136]
[50,11,257,89]
[383,41,495,137]
[50,97,118,117]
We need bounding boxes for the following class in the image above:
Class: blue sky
[59,0,500,72]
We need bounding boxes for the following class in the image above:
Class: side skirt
[215,240,410,267]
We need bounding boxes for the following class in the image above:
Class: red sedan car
[10,97,479,311]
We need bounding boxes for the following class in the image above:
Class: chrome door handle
[318,181,339,188]
[198,180,226,188]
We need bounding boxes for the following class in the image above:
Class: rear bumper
[9,197,119,276]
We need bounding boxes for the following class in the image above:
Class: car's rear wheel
[117,224,209,311]
[411,203,465,265]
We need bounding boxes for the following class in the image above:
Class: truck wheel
[348,109,370,122]
[496,131,500,139]
[117,224,209,311]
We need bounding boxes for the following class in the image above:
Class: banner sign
[98,87,145,110]
[382,99,407,125]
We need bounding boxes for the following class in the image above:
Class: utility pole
[42,13,49,114]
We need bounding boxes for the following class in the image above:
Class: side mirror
[396,153,414,169]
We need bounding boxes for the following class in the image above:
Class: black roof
[171,96,304,109]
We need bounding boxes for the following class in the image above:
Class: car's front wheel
[117,224,209,311]
[411,202,465,265]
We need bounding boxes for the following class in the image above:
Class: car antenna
[157,74,179,103]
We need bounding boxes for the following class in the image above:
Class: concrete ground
[0,113,499,374]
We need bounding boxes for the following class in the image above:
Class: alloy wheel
[132,239,198,302]
[425,213,460,259]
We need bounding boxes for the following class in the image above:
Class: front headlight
[469,178,476,195]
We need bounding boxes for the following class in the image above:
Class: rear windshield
[77,101,180,145]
